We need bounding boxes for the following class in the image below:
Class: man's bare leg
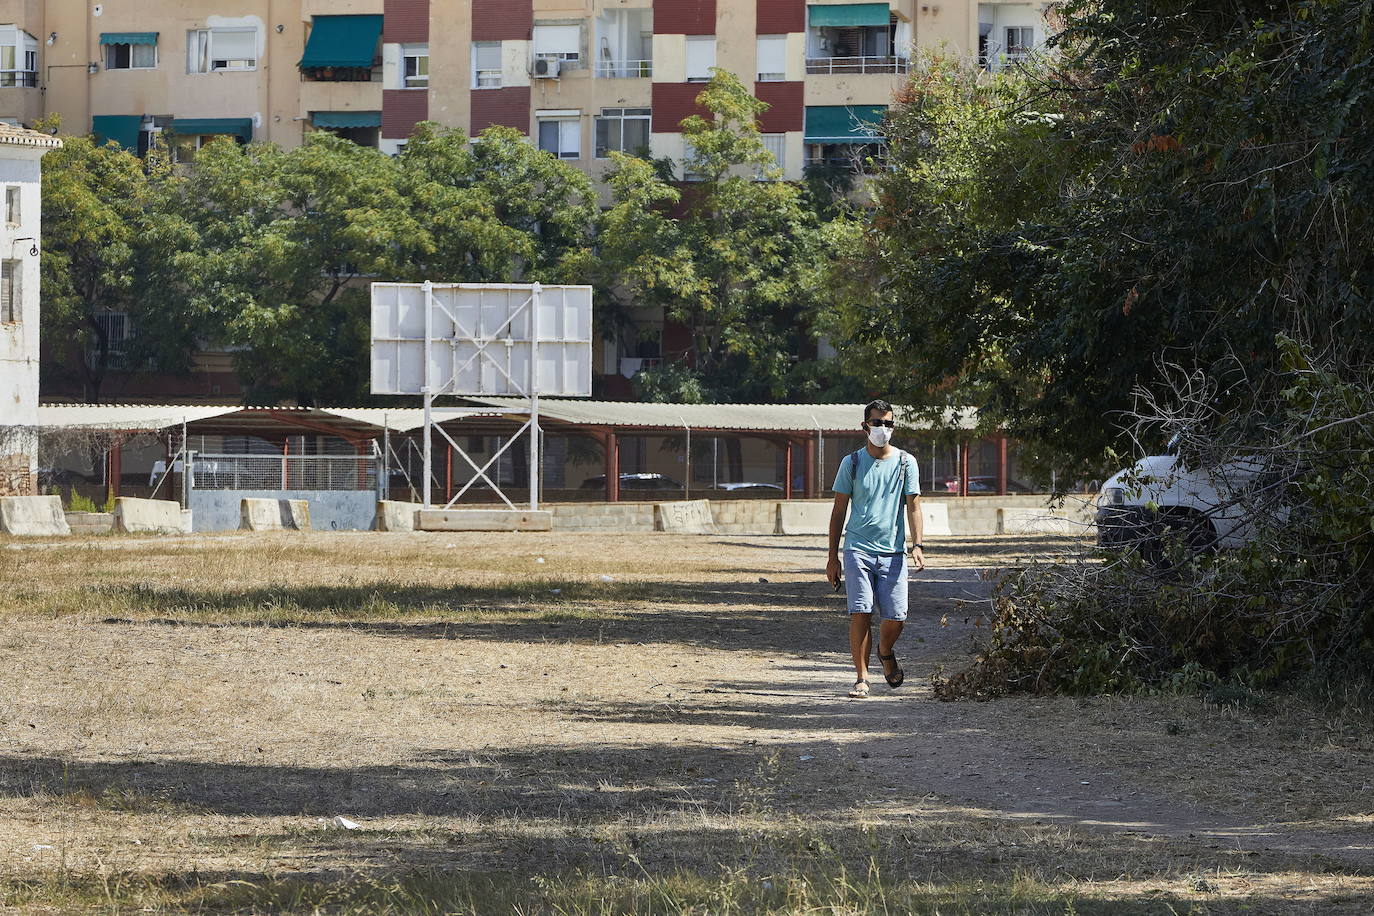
[878,619,904,679]
[849,613,874,682]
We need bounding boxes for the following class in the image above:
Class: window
[757,35,786,81]
[188,28,257,72]
[105,42,156,70]
[761,133,786,171]
[685,36,715,82]
[472,41,502,88]
[0,260,18,323]
[682,141,704,181]
[90,312,132,367]
[1005,26,1034,59]
[537,116,581,160]
[4,186,18,226]
[403,44,428,88]
[594,108,650,158]
[0,28,38,87]
[533,24,580,62]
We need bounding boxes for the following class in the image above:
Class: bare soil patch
[0,531,1370,913]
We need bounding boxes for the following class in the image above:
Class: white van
[1096,448,1278,555]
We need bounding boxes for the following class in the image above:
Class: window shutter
[757,35,786,78]
[685,37,716,81]
[533,25,580,56]
[211,28,256,61]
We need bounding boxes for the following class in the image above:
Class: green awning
[92,115,142,152]
[804,105,886,143]
[312,110,382,129]
[298,15,383,69]
[99,32,158,45]
[169,118,254,143]
[808,3,891,27]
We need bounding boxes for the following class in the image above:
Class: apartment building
[0,0,1054,176]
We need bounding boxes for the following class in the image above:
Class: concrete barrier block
[417,509,553,531]
[922,502,952,537]
[998,507,1092,536]
[654,499,715,534]
[65,511,114,534]
[376,500,421,532]
[0,496,71,536]
[777,502,828,535]
[240,497,311,531]
[113,497,191,535]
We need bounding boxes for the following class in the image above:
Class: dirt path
[1,532,1370,911]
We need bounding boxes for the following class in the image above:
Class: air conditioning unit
[533,57,561,78]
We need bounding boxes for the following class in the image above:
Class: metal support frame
[417,282,547,512]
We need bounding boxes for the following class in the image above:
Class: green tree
[397,124,598,284]
[598,70,828,402]
[40,131,198,402]
[172,133,416,404]
[848,0,1374,475]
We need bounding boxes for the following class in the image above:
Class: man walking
[826,400,924,698]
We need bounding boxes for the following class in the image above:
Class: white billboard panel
[370,282,593,397]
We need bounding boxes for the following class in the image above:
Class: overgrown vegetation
[847,0,1374,481]
[939,338,1374,697]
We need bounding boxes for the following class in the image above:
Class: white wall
[0,143,52,492]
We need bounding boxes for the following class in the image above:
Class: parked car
[579,473,685,491]
[940,476,1033,494]
[713,482,783,492]
[1095,448,1281,558]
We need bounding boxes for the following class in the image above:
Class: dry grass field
[0,530,1371,914]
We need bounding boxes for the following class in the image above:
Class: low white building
[0,124,62,496]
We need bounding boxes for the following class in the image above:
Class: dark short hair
[863,399,893,423]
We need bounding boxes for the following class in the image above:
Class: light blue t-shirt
[833,448,920,555]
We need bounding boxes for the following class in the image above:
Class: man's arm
[826,493,849,587]
[906,493,925,571]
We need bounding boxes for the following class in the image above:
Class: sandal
[848,680,870,698]
[878,651,905,689]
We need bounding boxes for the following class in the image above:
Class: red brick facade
[472,0,532,41]
[755,0,805,33]
[471,87,532,134]
[754,81,803,132]
[651,83,713,133]
[382,89,428,139]
[382,0,429,42]
[653,0,718,35]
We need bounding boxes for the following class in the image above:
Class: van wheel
[1144,510,1217,564]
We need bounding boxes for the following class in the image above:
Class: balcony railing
[596,59,653,78]
[805,56,909,75]
[0,71,38,88]
[300,65,380,82]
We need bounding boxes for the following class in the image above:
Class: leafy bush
[938,338,1374,697]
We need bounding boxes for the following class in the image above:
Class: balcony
[0,70,37,88]
[596,60,653,79]
[805,56,908,76]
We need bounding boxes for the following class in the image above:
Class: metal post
[382,415,390,501]
[959,441,970,498]
[421,280,434,509]
[681,416,690,501]
[374,440,384,503]
[281,437,289,490]
[184,449,195,506]
[783,439,794,500]
[529,283,541,511]
[180,418,188,508]
[998,435,1008,496]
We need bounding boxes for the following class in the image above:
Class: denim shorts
[843,549,909,621]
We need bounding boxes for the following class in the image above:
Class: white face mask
[867,424,893,447]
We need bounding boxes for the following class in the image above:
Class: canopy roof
[36,405,499,437]
[808,3,892,27]
[804,105,886,144]
[100,32,158,45]
[312,110,382,129]
[468,398,976,433]
[299,15,383,69]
